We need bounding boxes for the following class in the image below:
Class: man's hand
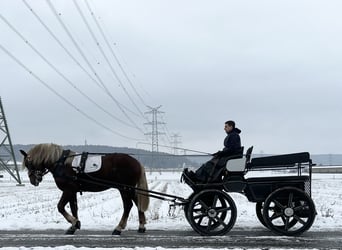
[212,151,222,157]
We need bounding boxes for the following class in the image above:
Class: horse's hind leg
[58,191,80,235]
[112,191,133,235]
[137,210,146,233]
[133,196,147,233]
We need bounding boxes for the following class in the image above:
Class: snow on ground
[0,169,342,250]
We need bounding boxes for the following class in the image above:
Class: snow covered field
[1,169,342,250]
[1,169,341,233]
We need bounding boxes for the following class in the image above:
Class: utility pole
[170,133,182,155]
[0,97,22,184]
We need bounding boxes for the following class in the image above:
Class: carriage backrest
[225,146,253,172]
[248,152,310,169]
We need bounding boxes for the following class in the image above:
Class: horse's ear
[20,150,27,158]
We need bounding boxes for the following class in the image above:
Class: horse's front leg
[58,191,80,235]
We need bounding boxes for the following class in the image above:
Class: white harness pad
[72,155,102,173]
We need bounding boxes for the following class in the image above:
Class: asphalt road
[0,229,341,248]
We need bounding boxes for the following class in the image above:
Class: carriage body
[182,147,316,236]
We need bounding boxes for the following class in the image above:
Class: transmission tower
[170,133,182,155]
[144,105,165,153]
[0,97,22,184]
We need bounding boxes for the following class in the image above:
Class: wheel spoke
[197,215,204,225]
[293,203,307,212]
[273,199,285,210]
[284,216,290,230]
[199,200,209,210]
[293,215,306,225]
[193,213,206,220]
[217,206,231,213]
[288,192,294,207]
[215,214,227,227]
[212,195,219,207]
[205,218,214,232]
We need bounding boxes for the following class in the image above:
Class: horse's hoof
[138,227,146,233]
[65,227,76,235]
[112,229,121,235]
[75,220,81,229]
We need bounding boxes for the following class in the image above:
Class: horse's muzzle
[29,171,43,186]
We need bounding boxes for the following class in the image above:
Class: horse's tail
[136,165,149,212]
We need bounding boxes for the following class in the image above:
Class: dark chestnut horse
[20,143,149,235]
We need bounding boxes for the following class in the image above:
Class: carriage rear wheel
[262,187,316,236]
[187,189,237,236]
[256,201,298,229]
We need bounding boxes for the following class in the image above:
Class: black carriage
[181,146,316,236]
[20,143,316,236]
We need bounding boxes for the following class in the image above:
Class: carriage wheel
[256,201,298,229]
[263,187,316,236]
[184,193,196,224]
[187,189,237,236]
[256,202,268,228]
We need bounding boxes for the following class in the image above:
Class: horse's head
[20,149,46,186]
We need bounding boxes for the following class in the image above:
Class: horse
[20,143,149,235]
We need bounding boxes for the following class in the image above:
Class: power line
[73,0,146,119]
[84,0,149,108]
[0,11,135,129]
[46,0,144,133]
[0,43,141,141]
[21,0,101,91]
[93,12,153,108]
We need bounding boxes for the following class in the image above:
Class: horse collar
[51,150,71,177]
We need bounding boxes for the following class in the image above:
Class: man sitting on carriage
[184,120,243,183]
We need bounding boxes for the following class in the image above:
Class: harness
[51,150,89,195]
[50,149,71,177]
[77,152,89,174]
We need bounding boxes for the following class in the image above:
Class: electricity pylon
[170,133,182,155]
[0,97,22,184]
[144,105,165,153]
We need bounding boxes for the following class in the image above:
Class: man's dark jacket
[219,128,242,157]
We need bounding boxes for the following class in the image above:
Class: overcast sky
[1,0,342,155]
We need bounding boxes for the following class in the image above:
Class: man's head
[224,120,235,133]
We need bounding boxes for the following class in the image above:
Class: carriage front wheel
[187,189,237,236]
[262,187,316,236]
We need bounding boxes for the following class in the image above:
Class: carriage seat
[248,152,311,169]
[225,146,253,173]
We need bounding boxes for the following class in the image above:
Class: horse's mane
[27,143,64,166]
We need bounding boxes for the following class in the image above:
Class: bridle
[24,156,49,185]
[21,149,72,186]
